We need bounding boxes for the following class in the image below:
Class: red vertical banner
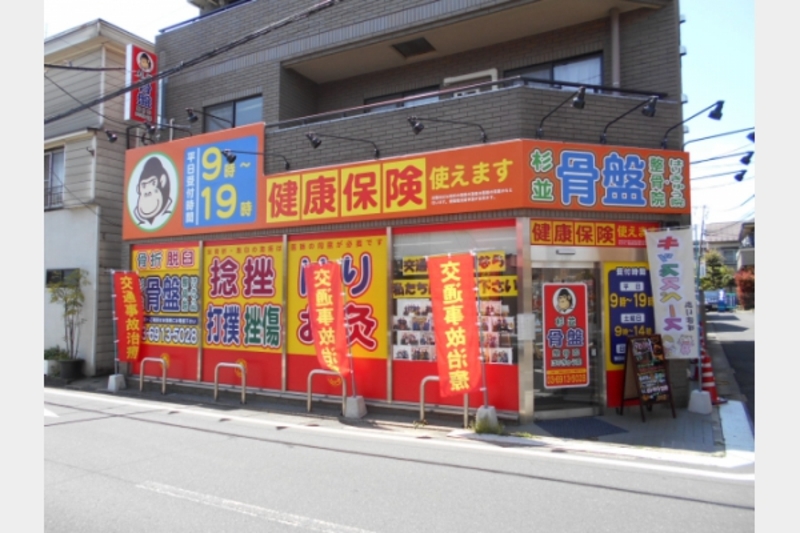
[113,271,145,362]
[428,254,482,397]
[124,44,158,124]
[542,283,590,388]
[304,262,351,378]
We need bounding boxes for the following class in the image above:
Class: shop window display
[391,225,518,365]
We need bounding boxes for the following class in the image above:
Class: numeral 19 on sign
[183,136,258,229]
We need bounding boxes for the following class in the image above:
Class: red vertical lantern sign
[112,271,145,363]
[304,262,351,378]
[428,254,482,397]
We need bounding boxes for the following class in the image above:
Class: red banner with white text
[305,262,351,378]
[428,254,482,397]
[112,271,145,362]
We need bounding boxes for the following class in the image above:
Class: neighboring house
[737,219,754,271]
[702,221,742,271]
[44,20,155,376]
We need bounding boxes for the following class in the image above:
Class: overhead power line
[44,63,126,71]
[44,0,345,125]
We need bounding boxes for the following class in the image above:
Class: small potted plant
[47,269,89,381]
[44,346,68,376]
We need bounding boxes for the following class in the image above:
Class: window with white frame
[505,53,603,92]
[44,148,64,209]
[204,95,263,132]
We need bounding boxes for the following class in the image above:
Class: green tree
[47,269,90,360]
[699,250,735,291]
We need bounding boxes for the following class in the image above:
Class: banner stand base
[476,405,499,429]
[344,396,367,419]
[687,390,712,415]
[108,374,127,392]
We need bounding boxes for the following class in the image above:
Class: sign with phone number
[144,324,199,345]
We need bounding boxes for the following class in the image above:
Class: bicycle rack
[420,375,470,428]
[307,369,346,415]
[214,362,247,404]
[139,357,167,395]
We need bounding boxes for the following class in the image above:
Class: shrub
[44,346,70,360]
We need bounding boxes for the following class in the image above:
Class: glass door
[532,261,602,417]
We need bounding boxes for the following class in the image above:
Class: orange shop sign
[530,220,661,248]
[123,127,690,241]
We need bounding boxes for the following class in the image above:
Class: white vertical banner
[645,228,699,359]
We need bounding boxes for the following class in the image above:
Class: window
[44,148,64,209]
[46,269,77,286]
[505,53,603,91]
[391,224,519,365]
[204,95,262,132]
[364,85,440,113]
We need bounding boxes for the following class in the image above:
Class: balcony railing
[45,185,63,210]
[265,75,670,131]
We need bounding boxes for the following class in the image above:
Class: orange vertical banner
[112,271,145,362]
[304,262,351,378]
[428,253,482,397]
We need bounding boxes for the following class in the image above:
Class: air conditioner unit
[443,68,498,98]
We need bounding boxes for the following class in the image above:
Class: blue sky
[678,0,755,227]
[43,0,756,227]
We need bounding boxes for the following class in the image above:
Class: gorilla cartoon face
[134,157,172,225]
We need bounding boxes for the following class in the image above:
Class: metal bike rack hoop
[307,369,347,415]
[214,362,247,404]
[139,357,167,395]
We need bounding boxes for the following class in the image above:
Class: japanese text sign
[428,253,482,397]
[123,124,265,240]
[112,271,144,362]
[392,276,518,299]
[542,283,589,388]
[131,243,201,348]
[304,261,350,378]
[287,233,387,360]
[645,228,698,359]
[603,263,655,369]
[531,220,660,247]
[203,238,284,352]
[124,44,158,124]
[124,136,689,241]
[525,140,689,214]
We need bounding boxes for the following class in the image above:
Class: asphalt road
[45,389,754,533]
[706,310,755,429]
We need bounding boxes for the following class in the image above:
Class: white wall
[44,208,98,372]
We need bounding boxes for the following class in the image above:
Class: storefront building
[123,0,690,421]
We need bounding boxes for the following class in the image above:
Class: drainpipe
[610,8,621,92]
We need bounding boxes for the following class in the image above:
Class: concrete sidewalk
[43,323,754,467]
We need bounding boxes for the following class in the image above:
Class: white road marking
[137,481,376,533]
[45,389,754,481]
[44,408,58,418]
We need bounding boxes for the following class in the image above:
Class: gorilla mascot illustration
[133,156,173,225]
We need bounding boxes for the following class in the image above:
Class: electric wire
[45,167,123,228]
[44,0,345,125]
[44,63,126,71]
[44,73,130,130]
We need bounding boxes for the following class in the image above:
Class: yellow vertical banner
[287,232,387,359]
[202,238,284,352]
[131,242,201,348]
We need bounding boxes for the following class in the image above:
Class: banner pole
[473,251,488,408]
[110,270,119,376]
[339,260,357,398]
